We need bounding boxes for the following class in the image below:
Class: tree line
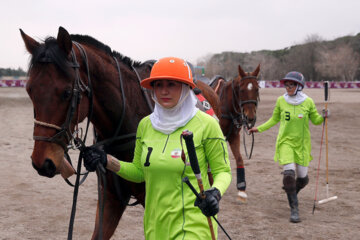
[196,33,360,81]
[3,33,360,81]
[0,67,27,77]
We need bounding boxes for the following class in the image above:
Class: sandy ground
[0,87,359,240]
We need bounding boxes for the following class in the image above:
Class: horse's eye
[62,89,72,101]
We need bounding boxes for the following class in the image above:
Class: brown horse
[21,26,154,239]
[196,65,260,202]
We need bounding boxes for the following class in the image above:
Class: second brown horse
[196,65,260,202]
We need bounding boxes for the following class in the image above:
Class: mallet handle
[182,130,201,175]
[324,81,329,183]
[182,130,216,240]
[324,81,329,102]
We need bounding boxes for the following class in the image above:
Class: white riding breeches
[283,163,308,178]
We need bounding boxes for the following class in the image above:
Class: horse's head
[232,64,260,128]
[20,27,90,178]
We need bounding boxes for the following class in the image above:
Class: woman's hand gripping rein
[194,187,221,217]
[82,146,107,172]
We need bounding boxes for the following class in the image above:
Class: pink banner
[1,79,360,88]
[0,79,28,87]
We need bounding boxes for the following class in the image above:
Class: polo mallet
[182,177,232,240]
[318,81,338,205]
[181,130,216,240]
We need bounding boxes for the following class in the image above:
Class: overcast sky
[2,0,360,70]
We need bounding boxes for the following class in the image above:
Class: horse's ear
[252,64,261,77]
[57,26,72,56]
[238,65,247,78]
[20,29,40,55]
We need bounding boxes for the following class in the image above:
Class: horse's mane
[70,34,142,68]
[29,34,145,75]
[29,37,72,76]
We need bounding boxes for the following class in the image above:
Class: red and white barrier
[1,78,360,88]
[0,78,28,87]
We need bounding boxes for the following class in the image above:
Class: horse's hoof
[237,191,248,203]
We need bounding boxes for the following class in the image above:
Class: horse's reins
[220,75,259,159]
[32,41,96,239]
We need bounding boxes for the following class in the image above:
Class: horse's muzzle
[32,158,57,178]
[244,115,256,129]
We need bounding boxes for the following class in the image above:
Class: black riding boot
[296,175,309,194]
[287,192,301,223]
[283,170,301,223]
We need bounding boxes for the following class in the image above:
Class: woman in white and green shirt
[83,57,231,239]
[249,71,327,223]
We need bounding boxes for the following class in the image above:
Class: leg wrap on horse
[237,167,246,191]
[296,175,309,194]
[282,170,296,194]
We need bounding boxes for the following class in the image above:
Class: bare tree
[304,34,324,44]
[197,33,360,82]
[315,44,360,81]
[281,34,323,81]
[244,52,280,80]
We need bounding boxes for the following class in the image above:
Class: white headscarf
[149,84,199,134]
[283,84,308,105]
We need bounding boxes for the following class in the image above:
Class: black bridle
[220,75,259,159]
[33,42,92,153]
[32,42,93,186]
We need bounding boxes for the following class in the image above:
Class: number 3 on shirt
[285,111,290,121]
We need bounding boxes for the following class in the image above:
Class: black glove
[194,187,221,217]
[82,146,107,172]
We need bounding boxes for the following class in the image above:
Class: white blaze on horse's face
[247,83,253,91]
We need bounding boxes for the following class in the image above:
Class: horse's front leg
[228,130,247,203]
[91,185,128,240]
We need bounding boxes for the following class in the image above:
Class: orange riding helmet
[141,57,196,89]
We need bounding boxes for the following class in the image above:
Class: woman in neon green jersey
[249,71,328,223]
[83,57,231,239]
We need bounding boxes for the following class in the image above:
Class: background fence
[1,78,360,88]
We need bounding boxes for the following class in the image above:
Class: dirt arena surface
[0,87,359,239]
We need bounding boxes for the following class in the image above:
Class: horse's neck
[219,82,237,114]
[89,56,147,139]
[220,81,233,101]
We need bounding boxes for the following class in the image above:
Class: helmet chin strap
[290,84,302,96]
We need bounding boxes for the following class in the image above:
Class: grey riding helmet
[280,71,305,90]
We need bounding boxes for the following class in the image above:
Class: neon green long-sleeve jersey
[117,110,232,240]
[257,96,324,166]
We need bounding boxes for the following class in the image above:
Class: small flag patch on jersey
[171,149,182,158]
[298,114,303,118]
